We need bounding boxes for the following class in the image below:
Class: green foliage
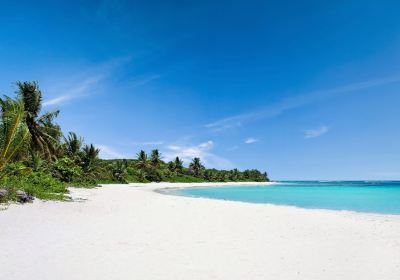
[136,150,149,170]
[0,162,30,178]
[26,149,44,172]
[51,157,82,182]
[168,175,205,183]
[110,160,128,183]
[17,81,61,159]
[0,96,30,171]
[150,149,162,168]
[145,168,163,182]
[81,144,100,172]
[172,157,183,174]
[22,172,67,199]
[242,169,268,182]
[135,169,147,182]
[64,132,83,157]
[189,157,205,177]
[1,170,67,200]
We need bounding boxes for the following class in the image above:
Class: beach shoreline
[1,183,400,280]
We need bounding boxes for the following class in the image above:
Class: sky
[0,0,399,180]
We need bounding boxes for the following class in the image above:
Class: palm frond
[0,96,30,170]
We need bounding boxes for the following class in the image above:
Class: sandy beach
[1,182,400,280]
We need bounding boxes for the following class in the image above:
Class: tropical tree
[111,160,128,183]
[135,169,147,182]
[145,168,163,182]
[81,144,100,172]
[17,81,61,159]
[27,149,44,172]
[167,161,175,172]
[150,149,162,168]
[173,156,183,173]
[136,150,149,170]
[51,157,82,182]
[230,168,240,181]
[64,132,83,157]
[203,169,213,181]
[0,97,30,171]
[189,157,204,177]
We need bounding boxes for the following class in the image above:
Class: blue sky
[1,0,399,180]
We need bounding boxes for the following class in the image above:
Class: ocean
[173,181,400,214]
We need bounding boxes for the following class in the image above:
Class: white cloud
[304,125,329,139]
[163,140,234,169]
[205,76,400,132]
[97,144,126,159]
[226,146,239,151]
[42,95,72,106]
[244,138,259,144]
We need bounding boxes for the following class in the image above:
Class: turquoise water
[173,181,400,214]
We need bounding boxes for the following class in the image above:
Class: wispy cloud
[131,140,164,146]
[42,96,71,107]
[163,140,234,169]
[43,57,132,107]
[43,75,103,106]
[244,137,259,144]
[226,146,239,151]
[304,125,329,139]
[127,74,161,88]
[205,76,400,131]
[97,144,126,159]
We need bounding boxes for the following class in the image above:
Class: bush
[168,175,205,183]
[145,168,163,182]
[24,172,67,199]
[0,162,31,177]
[110,161,128,183]
[51,157,82,182]
[0,172,67,200]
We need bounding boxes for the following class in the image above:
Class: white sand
[1,182,400,280]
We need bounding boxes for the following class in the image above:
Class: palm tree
[189,157,204,177]
[111,160,128,183]
[165,161,175,178]
[150,149,162,168]
[27,149,44,172]
[82,144,100,172]
[64,132,83,157]
[203,169,212,181]
[173,156,183,173]
[0,97,30,171]
[17,81,61,159]
[136,150,149,170]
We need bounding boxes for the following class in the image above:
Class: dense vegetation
[0,81,268,203]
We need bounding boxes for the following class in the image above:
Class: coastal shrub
[24,172,67,199]
[168,175,205,183]
[51,157,82,182]
[0,172,67,200]
[110,161,128,183]
[135,170,147,182]
[0,162,31,177]
[242,169,268,182]
[145,169,163,182]
[25,150,45,172]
